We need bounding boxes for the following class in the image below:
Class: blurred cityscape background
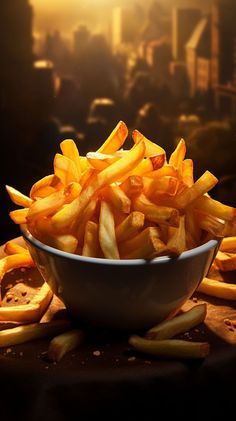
[1,0,236,241]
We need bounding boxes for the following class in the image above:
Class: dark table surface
[0,239,236,421]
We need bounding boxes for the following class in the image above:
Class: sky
[30,0,210,35]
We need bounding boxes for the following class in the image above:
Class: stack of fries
[5,121,236,259]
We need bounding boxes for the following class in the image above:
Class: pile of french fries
[5,121,236,259]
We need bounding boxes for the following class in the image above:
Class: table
[0,239,236,421]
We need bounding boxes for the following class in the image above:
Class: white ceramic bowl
[21,226,220,330]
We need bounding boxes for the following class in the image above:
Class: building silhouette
[172,8,201,61]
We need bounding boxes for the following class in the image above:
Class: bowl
[21,226,220,330]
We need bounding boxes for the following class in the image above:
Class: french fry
[54,153,80,185]
[195,211,225,237]
[53,235,78,254]
[119,227,166,259]
[214,251,236,271]
[115,211,145,243]
[9,208,29,224]
[220,236,236,252]
[5,185,32,208]
[4,241,28,255]
[169,139,186,170]
[167,215,186,255]
[197,277,236,300]
[64,182,82,203]
[174,171,218,209]
[51,140,145,230]
[76,199,97,245]
[0,320,70,348]
[181,159,194,187]
[143,176,179,198]
[145,304,207,340]
[129,335,209,359]
[86,152,118,171]
[99,201,120,259]
[195,195,236,222]
[47,329,84,362]
[133,193,179,227]
[104,185,131,214]
[97,120,128,154]
[27,190,65,222]
[132,129,166,158]
[60,139,82,180]
[120,175,144,198]
[79,167,98,190]
[82,221,100,257]
[145,165,178,179]
[30,174,62,200]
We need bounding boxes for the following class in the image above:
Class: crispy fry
[4,241,28,256]
[53,235,78,254]
[51,140,145,230]
[143,176,179,198]
[220,236,236,252]
[174,171,218,209]
[116,211,145,243]
[105,185,131,214]
[195,195,236,222]
[97,120,128,154]
[214,251,236,271]
[27,190,65,222]
[181,159,194,187]
[167,216,186,255]
[9,208,29,224]
[129,335,209,359]
[47,329,84,362]
[195,211,225,237]
[197,277,236,300]
[6,185,32,208]
[60,139,82,180]
[76,199,97,245]
[145,304,207,340]
[82,221,100,257]
[119,227,166,259]
[132,129,166,158]
[120,175,144,198]
[133,193,179,227]
[169,139,186,170]
[0,320,70,348]
[145,165,178,179]
[99,201,120,259]
[30,174,62,200]
[86,152,118,171]
[54,153,80,185]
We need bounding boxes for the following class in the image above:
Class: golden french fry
[76,199,97,245]
[120,175,144,198]
[143,176,179,198]
[181,159,194,187]
[119,227,166,259]
[145,164,178,179]
[195,211,225,237]
[195,195,236,222]
[64,182,82,203]
[0,320,70,348]
[9,208,29,224]
[51,140,145,230]
[214,251,236,271]
[47,329,84,362]
[60,139,82,180]
[145,304,207,340]
[86,152,119,171]
[129,335,209,359]
[79,167,98,190]
[169,138,186,170]
[53,235,78,254]
[167,215,186,255]
[6,185,32,208]
[174,171,218,209]
[82,221,100,257]
[4,241,28,256]
[133,193,179,227]
[97,120,128,154]
[99,201,120,259]
[27,190,65,222]
[104,185,131,214]
[132,129,166,158]
[54,153,80,185]
[115,211,145,243]
[197,277,236,299]
[30,174,62,200]
[220,236,236,252]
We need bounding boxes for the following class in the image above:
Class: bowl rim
[20,224,220,267]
